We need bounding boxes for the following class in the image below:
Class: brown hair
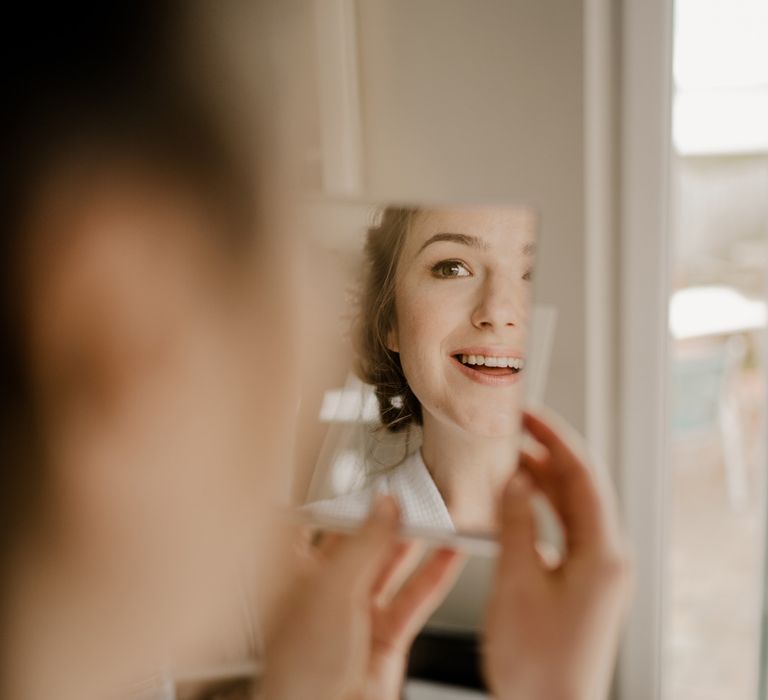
[355,207,423,432]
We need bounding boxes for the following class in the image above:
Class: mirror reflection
[302,204,540,536]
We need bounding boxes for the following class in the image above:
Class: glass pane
[762,526,768,698]
[663,2,768,698]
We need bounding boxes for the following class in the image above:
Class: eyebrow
[417,233,488,255]
[417,232,537,256]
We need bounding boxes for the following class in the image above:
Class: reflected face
[389,207,536,437]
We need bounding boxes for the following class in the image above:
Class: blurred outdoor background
[664,1,768,698]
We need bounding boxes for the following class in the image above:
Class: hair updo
[355,207,422,432]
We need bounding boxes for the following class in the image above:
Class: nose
[470,274,527,330]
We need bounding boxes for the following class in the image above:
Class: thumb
[331,495,401,594]
[496,471,542,587]
[379,548,465,647]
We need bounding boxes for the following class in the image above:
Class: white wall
[353,0,588,430]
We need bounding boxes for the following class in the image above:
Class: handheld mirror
[295,200,556,555]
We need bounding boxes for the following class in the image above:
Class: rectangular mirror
[296,201,556,544]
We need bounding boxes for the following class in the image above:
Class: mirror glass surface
[297,202,553,540]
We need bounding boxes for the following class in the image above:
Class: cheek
[395,286,458,402]
[45,301,281,574]
[517,283,533,328]
[395,278,469,354]
[232,260,301,507]
[396,291,438,371]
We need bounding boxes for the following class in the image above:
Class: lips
[449,347,525,386]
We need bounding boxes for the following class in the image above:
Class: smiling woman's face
[388,206,537,438]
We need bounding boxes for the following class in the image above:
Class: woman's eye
[431,260,471,278]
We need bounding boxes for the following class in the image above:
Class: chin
[451,405,523,439]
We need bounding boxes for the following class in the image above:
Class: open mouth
[452,353,525,376]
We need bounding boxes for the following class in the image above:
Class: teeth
[458,354,525,370]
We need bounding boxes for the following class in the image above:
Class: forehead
[407,206,537,250]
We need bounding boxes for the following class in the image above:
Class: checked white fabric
[306,450,454,531]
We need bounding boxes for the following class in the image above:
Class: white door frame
[761,293,768,698]
[614,0,674,698]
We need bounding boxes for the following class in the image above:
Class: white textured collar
[305,450,455,531]
[382,450,454,531]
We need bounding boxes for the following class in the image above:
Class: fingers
[522,410,619,558]
[330,495,401,594]
[522,410,590,478]
[316,528,422,607]
[314,531,345,561]
[496,470,542,586]
[519,448,560,510]
[371,540,425,607]
[377,547,465,647]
